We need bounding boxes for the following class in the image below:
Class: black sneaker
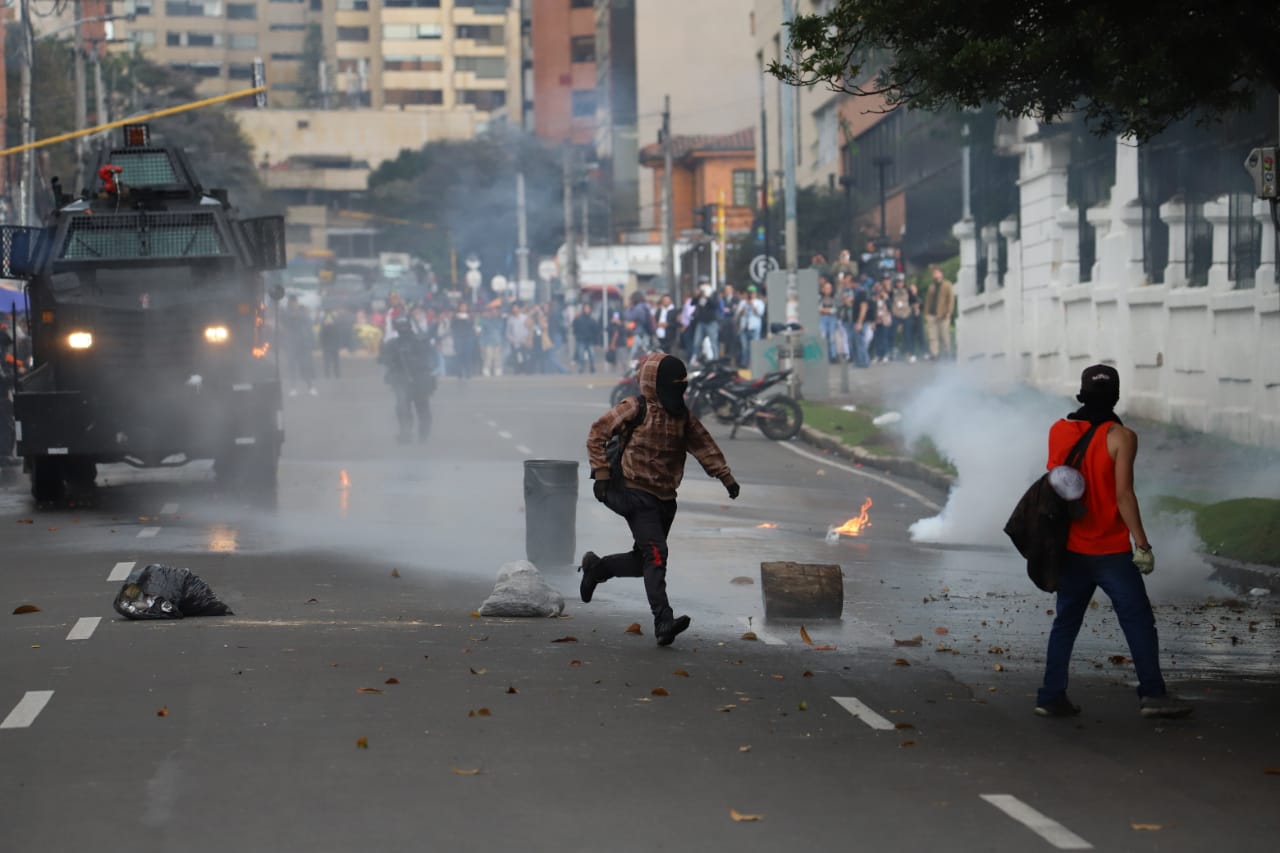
[578,552,601,603]
[1139,694,1193,719]
[1034,696,1082,718]
[655,615,691,647]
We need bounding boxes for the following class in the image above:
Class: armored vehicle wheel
[29,455,67,504]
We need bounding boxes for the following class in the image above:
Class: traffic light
[694,204,715,235]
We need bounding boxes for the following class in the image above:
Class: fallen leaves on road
[551,636,578,643]
[895,722,915,730]
[651,688,670,697]
[305,598,318,604]
[673,669,690,678]
[451,767,481,776]
[156,707,169,717]
[994,664,1005,672]
[1108,655,1133,666]
[469,667,487,675]
[802,670,814,678]
[893,658,911,667]
[740,632,758,641]
[738,745,751,753]
[391,569,400,578]
[729,808,763,823]
[900,741,916,748]
[935,627,949,635]
[469,611,481,618]
[356,687,384,695]
[718,705,737,713]
[1131,824,1162,831]
[797,701,808,711]
[800,626,814,646]
[625,623,643,635]
[730,576,754,585]
[988,646,1006,655]
[385,677,400,685]
[12,604,41,615]
[16,519,33,524]
[894,636,924,647]
[468,708,492,717]
[771,673,785,680]
[1264,767,1280,776]
[813,645,837,651]
[356,737,368,749]
[506,685,519,694]
[569,660,583,668]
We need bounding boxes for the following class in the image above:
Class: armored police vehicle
[3,125,286,503]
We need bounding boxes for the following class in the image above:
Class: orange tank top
[1047,420,1132,555]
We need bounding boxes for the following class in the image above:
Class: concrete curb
[798,425,956,492]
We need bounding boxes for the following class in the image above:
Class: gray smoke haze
[896,367,1280,594]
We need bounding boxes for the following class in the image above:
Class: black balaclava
[655,355,689,418]
[1067,364,1123,426]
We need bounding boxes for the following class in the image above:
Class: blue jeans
[574,341,595,373]
[846,322,869,367]
[1037,550,1167,705]
[693,322,718,361]
[819,314,839,360]
[738,327,760,368]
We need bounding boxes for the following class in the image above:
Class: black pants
[598,486,678,621]
[321,346,341,378]
[393,382,431,440]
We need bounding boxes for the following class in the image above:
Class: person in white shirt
[735,285,766,368]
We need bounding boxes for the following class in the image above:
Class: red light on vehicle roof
[123,124,150,146]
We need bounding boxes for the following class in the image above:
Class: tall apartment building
[110,0,521,121]
[527,0,595,146]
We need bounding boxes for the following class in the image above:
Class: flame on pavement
[833,497,873,537]
[756,522,778,529]
[339,470,351,490]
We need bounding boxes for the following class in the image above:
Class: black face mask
[655,356,688,418]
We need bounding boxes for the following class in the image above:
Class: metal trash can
[523,459,579,569]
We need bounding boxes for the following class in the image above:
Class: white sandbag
[478,560,565,618]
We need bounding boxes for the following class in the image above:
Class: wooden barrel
[761,561,844,620]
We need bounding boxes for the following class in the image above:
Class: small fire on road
[339,470,351,490]
[833,497,873,537]
[756,523,778,529]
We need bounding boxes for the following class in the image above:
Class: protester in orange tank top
[1034,365,1192,720]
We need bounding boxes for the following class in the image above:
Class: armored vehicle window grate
[108,150,180,187]
[60,213,227,260]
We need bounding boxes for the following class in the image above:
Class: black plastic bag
[113,563,233,620]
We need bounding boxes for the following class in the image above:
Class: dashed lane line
[108,561,136,582]
[832,696,896,731]
[66,617,101,641]
[777,440,943,512]
[1,691,54,729]
[736,616,786,646]
[137,527,160,539]
[980,794,1093,850]
[515,445,533,456]
[497,430,513,440]
[160,502,179,515]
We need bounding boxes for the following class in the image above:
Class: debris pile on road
[478,560,565,618]
[113,564,234,620]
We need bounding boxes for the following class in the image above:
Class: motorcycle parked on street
[686,358,803,441]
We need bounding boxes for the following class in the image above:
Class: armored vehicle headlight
[67,331,93,350]
[204,325,230,344]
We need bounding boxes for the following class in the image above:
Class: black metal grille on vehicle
[88,306,201,375]
[59,213,227,260]
[107,149,180,187]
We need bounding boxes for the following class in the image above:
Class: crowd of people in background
[272,239,957,401]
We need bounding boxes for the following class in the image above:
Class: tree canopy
[769,0,1280,140]
[365,128,565,281]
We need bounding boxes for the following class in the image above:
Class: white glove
[1133,546,1155,575]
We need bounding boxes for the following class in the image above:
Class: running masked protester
[380,314,437,443]
[580,355,739,646]
[1034,365,1192,720]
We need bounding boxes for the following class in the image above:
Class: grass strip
[1153,496,1280,567]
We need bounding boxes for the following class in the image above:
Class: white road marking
[137,527,160,539]
[497,430,513,440]
[777,441,943,512]
[736,616,786,646]
[832,696,896,731]
[980,795,1093,850]
[160,502,179,515]
[108,561,136,582]
[1,691,54,729]
[486,420,498,428]
[515,445,533,456]
[66,617,100,641]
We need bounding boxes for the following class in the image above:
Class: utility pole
[73,1,87,193]
[515,170,530,298]
[660,94,675,299]
[18,0,34,226]
[561,146,577,303]
[93,51,108,135]
[757,53,770,264]
[780,0,799,289]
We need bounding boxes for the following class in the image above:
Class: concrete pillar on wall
[982,224,1000,292]
[998,217,1021,290]
[1085,204,1111,284]
[1054,206,1080,286]
[1115,201,1147,288]
[1254,199,1277,290]
[1203,195,1232,291]
[953,219,978,298]
[1160,199,1188,287]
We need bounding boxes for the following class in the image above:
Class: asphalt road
[2,355,1278,852]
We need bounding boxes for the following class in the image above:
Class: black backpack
[603,396,646,483]
[1003,423,1102,592]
